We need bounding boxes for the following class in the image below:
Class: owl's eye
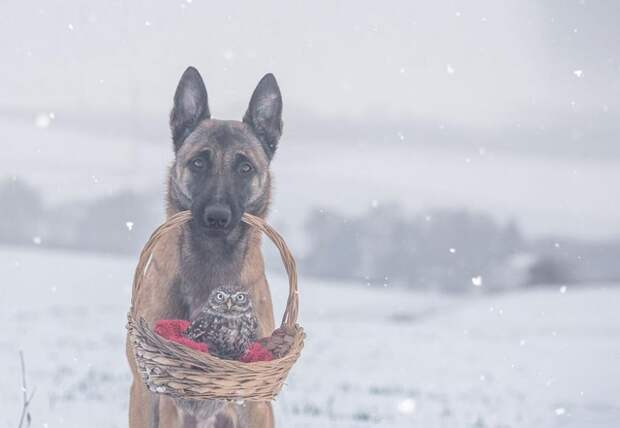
[235,294,246,302]
[215,292,225,301]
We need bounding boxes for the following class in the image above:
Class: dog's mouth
[201,226,234,237]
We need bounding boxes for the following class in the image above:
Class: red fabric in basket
[154,319,273,362]
[239,342,274,363]
[154,319,209,352]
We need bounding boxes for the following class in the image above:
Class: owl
[184,287,258,360]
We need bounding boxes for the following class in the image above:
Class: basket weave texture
[127,211,304,401]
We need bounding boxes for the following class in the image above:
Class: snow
[34,113,53,129]
[1,246,619,427]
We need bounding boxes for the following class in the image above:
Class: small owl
[185,287,258,360]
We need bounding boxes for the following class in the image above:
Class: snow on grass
[1,246,619,427]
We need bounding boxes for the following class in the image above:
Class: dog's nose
[203,205,232,229]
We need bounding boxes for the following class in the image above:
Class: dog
[126,66,283,428]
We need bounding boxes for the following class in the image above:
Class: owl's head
[207,287,252,313]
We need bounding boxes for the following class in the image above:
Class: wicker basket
[127,211,304,401]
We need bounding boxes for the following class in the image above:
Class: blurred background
[1,1,619,427]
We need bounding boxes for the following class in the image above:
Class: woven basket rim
[130,210,300,329]
[129,316,304,368]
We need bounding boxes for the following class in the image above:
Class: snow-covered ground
[1,246,619,427]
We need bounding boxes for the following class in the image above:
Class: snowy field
[1,245,619,428]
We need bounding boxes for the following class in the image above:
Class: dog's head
[168,67,282,237]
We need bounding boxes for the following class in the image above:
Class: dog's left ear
[243,73,283,160]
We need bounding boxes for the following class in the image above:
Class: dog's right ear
[170,67,211,151]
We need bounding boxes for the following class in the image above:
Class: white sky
[1,0,618,132]
[1,0,619,239]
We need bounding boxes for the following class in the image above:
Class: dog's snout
[203,205,232,230]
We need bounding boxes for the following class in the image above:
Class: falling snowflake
[125,221,134,231]
[397,398,416,415]
[555,407,566,416]
[446,64,455,74]
[573,69,583,78]
[67,23,74,31]
[32,236,42,245]
[559,285,567,294]
[449,248,456,254]
[472,276,482,287]
[145,20,152,27]
[35,112,54,128]
[370,199,379,208]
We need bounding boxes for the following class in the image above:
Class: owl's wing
[244,313,259,341]
[185,318,208,340]
[250,315,258,334]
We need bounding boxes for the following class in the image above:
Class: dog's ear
[170,67,211,151]
[243,73,283,160]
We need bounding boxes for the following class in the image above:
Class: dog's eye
[190,157,206,170]
[238,162,253,174]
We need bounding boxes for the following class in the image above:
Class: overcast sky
[1,0,619,133]
[2,0,619,239]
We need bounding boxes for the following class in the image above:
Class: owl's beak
[226,298,233,310]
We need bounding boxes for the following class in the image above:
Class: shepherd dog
[126,66,283,428]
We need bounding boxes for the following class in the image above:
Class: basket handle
[130,211,299,329]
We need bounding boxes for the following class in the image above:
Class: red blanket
[154,320,273,363]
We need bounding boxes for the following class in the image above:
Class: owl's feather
[184,287,258,360]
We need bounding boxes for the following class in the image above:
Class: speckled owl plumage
[184,287,259,360]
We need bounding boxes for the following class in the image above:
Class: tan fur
[126,221,276,427]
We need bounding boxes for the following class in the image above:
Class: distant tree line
[1,177,618,291]
[302,206,620,291]
[0,177,161,255]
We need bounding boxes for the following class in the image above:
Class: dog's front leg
[148,393,160,428]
